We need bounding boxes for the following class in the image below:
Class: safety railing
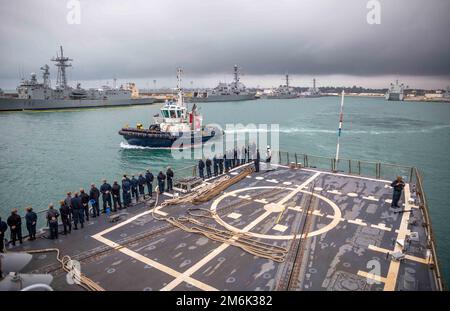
[410,167,445,291]
[277,150,444,290]
[278,151,414,182]
[6,150,445,290]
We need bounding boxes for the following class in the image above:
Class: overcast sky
[0,0,449,89]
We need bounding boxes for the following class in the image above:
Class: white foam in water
[120,142,165,150]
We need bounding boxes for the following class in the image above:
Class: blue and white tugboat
[119,68,222,148]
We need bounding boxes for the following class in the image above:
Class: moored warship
[262,74,298,99]
[301,78,322,98]
[385,80,406,101]
[0,46,154,111]
[188,65,256,102]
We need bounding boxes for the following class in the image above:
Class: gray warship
[0,152,444,291]
[0,46,154,111]
[188,65,256,102]
[262,74,298,99]
[385,80,406,101]
[301,78,322,98]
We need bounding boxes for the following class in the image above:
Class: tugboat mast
[51,46,72,89]
[176,67,185,107]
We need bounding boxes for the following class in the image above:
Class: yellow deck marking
[368,244,431,265]
[272,224,288,232]
[362,195,379,202]
[371,223,391,232]
[357,270,387,283]
[347,218,367,226]
[227,212,242,220]
[92,235,218,291]
[161,173,323,291]
[383,184,413,291]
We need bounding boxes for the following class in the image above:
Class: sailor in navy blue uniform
[198,159,205,179]
[205,158,212,178]
[100,179,112,213]
[131,175,139,202]
[145,169,154,198]
[391,176,405,208]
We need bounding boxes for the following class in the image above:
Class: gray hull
[188,93,256,103]
[0,97,155,111]
[385,92,404,101]
[264,94,298,99]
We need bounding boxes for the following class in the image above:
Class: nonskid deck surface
[13,164,437,291]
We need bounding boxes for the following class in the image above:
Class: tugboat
[119,68,222,148]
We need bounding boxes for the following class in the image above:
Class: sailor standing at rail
[112,181,122,211]
[218,155,224,174]
[254,149,261,172]
[265,145,272,170]
[390,176,405,209]
[213,155,219,176]
[46,204,59,240]
[157,171,166,194]
[122,177,131,208]
[166,167,174,191]
[7,209,22,246]
[89,184,100,217]
[138,174,146,201]
[0,216,8,253]
[198,159,205,180]
[205,158,212,178]
[80,188,90,221]
[100,179,112,213]
[131,175,139,202]
[145,169,154,198]
[25,207,37,241]
[233,148,238,167]
[59,200,71,235]
[244,145,248,163]
[71,192,84,229]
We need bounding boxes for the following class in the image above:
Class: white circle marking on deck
[211,186,341,240]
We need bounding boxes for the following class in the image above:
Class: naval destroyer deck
[8,153,444,291]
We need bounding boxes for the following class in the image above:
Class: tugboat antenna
[176,67,184,107]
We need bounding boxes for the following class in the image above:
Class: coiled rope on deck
[152,167,288,262]
[26,248,104,291]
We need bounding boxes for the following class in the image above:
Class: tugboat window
[170,110,176,118]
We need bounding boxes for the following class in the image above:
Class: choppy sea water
[0,96,449,281]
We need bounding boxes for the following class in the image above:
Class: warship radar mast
[40,64,50,88]
[51,46,72,89]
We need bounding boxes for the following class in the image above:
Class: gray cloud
[0,0,449,86]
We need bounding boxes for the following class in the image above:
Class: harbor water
[0,96,449,282]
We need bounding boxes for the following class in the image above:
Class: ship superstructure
[263,74,298,99]
[302,78,322,98]
[385,80,405,101]
[189,65,256,102]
